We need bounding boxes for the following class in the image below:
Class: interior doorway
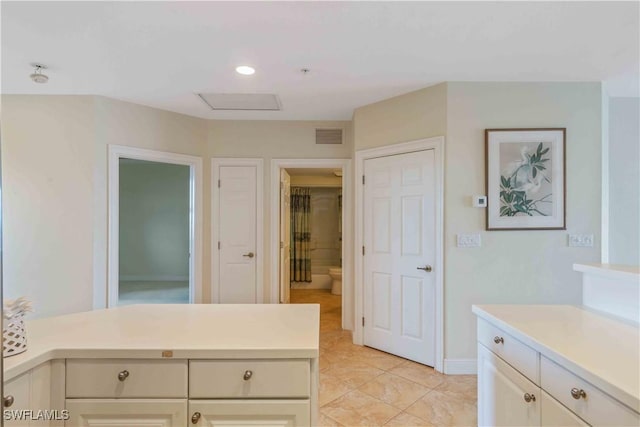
[271,159,353,331]
[108,145,203,307]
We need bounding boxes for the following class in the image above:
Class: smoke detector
[30,63,49,84]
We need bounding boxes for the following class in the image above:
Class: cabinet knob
[3,395,14,408]
[118,370,130,381]
[191,412,201,424]
[243,370,253,380]
[523,393,536,403]
[493,336,504,344]
[570,388,587,400]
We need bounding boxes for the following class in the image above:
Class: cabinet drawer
[541,356,640,426]
[541,390,589,427]
[478,318,539,383]
[66,359,187,398]
[189,400,310,427]
[189,360,310,398]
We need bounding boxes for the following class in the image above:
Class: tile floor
[290,289,478,427]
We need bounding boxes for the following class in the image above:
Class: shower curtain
[291,187,312,282]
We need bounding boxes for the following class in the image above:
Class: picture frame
[485,128,566,230]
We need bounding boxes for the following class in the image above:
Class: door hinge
[362,246,365,255]
[362,175,365,185]
[280,241,284,249]
[218,241,221,250]
[280,181,284,190]
[218,179,221,188]
[362,317,365,327]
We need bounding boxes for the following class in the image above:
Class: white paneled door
[363,149,436,365]
[280,169,291,304]
[218,166,258,303]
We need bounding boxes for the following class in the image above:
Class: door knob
[417,265,432,272]
[243,252,255,258]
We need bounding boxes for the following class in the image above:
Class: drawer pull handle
[243,370,253,380]
[493,336,504,344]
[117,370,130,381]
[191,412,201,424]
[571,388,587,400]
[523,393,536,403]
[3,395,14,408]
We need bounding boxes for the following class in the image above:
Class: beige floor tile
[405,390,477,427]
[384,411,434,427]
[358,372,430,410]
[318,411,344,427]
[388,361,447,389]
[322,389,402,427]
[322,360,385,388]
[320,373,355,406]
[358,347,407,371]
[291,289,478,427]
[434,375,477,400]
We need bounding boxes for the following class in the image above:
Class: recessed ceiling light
[235,65,255,75]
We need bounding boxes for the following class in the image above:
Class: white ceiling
[2,1,638,120]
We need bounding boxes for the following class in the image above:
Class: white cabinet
[3,362,55,427]
[65,399,187,427]
[541,391,588,427]
[476,311,640,427]
[189,400,310,427]
[478,344,540,427]
[60,358,313,427]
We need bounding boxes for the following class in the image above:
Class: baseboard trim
[120,275,189,282]
[444,358,477,375]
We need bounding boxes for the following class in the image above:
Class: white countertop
[4,304,320,381]
[473,304,640,412]
[574,263,640,281]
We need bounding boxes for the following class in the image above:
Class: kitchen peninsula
[3,304,320,426]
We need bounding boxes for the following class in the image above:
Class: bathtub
[291,265,334,289]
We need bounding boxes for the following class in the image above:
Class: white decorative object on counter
[3,297,33,357]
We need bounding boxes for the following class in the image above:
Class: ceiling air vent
[316,128,343,145]
[198,93,281,111]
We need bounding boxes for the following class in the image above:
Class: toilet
[328,267,342,295]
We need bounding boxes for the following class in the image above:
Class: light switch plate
[457,233,482,248]
[568,234,594,247]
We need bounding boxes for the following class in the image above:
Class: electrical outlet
[457,233,482,248]
[568,234,594,247]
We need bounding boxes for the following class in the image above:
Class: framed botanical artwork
[485,128,566,230]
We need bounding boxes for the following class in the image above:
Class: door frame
[211,158,264,303]
[354,136,445,372]
[107,145,203,307]
[270,158,353,331]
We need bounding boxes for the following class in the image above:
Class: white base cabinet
[58,358,314,427]
[478,344,540,426]
[189,400,310,427]
[476,315,640,427]
[64,400,187,427]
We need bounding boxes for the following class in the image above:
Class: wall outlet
[568,234,594,247]
[457,233,482,248]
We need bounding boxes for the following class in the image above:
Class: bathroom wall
[291,186,342,287]
[309,187,342,269]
